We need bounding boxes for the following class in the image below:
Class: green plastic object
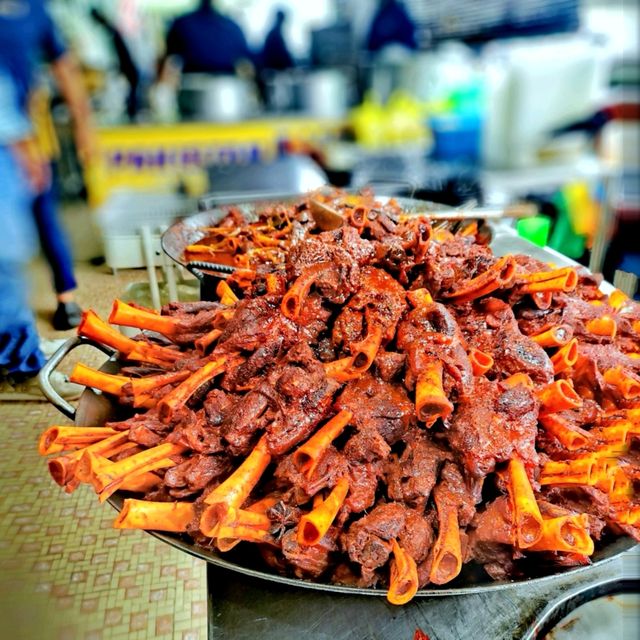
[516,215,552,247]
[548,191,587,259]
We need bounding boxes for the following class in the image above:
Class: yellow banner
[87,118,342,207]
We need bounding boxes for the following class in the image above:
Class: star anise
[267,500,300,541]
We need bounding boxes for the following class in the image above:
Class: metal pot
[300,69,352,119]
[178,73,258,122]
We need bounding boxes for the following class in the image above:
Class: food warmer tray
[40,223,637,639]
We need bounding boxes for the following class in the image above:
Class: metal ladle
[309,199,538,231]
[309,199,345,230]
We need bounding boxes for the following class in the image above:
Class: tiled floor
[0,254,208,639]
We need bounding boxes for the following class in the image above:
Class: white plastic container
[95,190,195,271]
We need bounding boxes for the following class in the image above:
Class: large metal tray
[161,194,497,276]
[40,218,634,597]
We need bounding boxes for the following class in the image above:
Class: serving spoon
[309,199,537,231]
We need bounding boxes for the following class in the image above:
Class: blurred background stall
[38,0,638,298]
[1,0,639,327]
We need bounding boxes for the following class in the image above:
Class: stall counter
[86,117,345,207]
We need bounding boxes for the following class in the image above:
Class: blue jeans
[33,165,77,294]
[0,146,45,375]
[0,261,45,375]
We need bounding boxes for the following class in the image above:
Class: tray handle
[185,260,236,282]
[38,336,115,421]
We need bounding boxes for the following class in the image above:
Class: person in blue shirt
[0,0,96,331]
[0,0,65,110]
[262,9,294,72]
[366,0,418,54]
[165,0,253,75]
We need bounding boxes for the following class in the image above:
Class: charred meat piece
[164,454,232,499]
[576,342,640,376]
[465,496,522,580]
[165,407,227,455]
[221,388,271,456]
[434,461,478,527]
[386,433,452,510]
[343,429,391,464]
[155,304,224,346]
[281,527,338,579]
[458,298,554,385]
[423,235,495,298]
[295,292,333,342]
[341,502,433,585]
[448,377,539,480]
[341,502,406,584]
[467,496,514,551]
[203,389,235,427]
[265,342,341,455]
[374,350,406,382]
[558,295,622,345]
[336,373,414,445]
[331,266,407,355]
[541,486,611,540]
[128,423,163,448]
[220,338,285,391]
[345,460,384,514]
[274,446,349,505]
[216,295,300,354]
[397,301,474,401]
[288,226,375,304]
[398,508,435,568]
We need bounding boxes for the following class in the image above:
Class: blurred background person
[0,0,97,331]
[0,67,79,399]
[365,0,418,57]
[262,8,295,72]
[162,0,254,76]
[90,6,141,122]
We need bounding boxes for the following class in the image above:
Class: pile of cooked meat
[40,193,640,596]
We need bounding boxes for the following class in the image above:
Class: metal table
[207,549,638,640]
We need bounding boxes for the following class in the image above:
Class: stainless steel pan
[39,226,635,596]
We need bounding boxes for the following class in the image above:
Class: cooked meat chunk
[216,295,300,354]
[288,226,375,303]
[448,377,539,480]
[341,502,433,585]
[164,454,232,498]
[263,342,341,455]
[346,461,383,514]
[336,373,414,445]
[221,390,271,456]
[457,298,554,385]
[423,235,495,297]
[386,433,451,509]
[397,301,474,402]
[374,350,406,382]
[332,266,407,353]
[281,528,337,579]
[274,447,349,504]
